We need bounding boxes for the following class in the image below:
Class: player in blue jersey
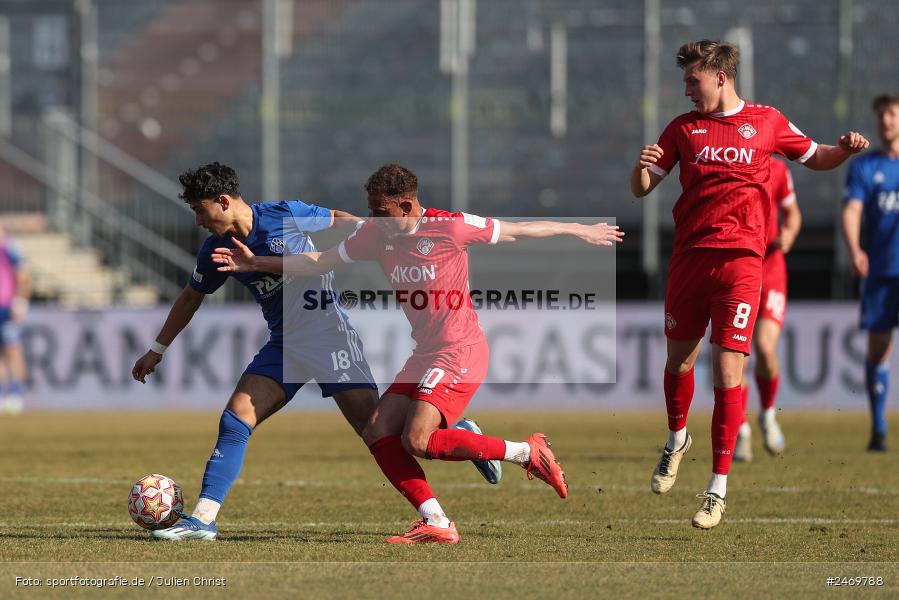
[130,162,381,539]
[0,226,30,415]
[842,93,899,452]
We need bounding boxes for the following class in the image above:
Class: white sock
[503,441,530,464]
[191,498,221,524]
[666,427,687,452]
[707,473,727,498]
[762,407,776,422]
[417,498,450,528]
[739,421,751,437]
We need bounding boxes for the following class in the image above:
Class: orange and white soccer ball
[127,474,184,530]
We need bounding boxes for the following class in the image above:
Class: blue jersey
[189,200,334,340]
[0,238,22,310]
[843,151,899,276]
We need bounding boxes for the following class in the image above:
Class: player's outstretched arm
[331,210,364,232]
[211,237,344,276]
[630,144,665,197]
[841,200,868,277]
[803,132,870,170]
[496,221,624,246]
[131,285,205,383]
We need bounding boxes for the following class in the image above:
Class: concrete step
[122,285,159,306]
[0,213,48,234]
[10,230,161,307]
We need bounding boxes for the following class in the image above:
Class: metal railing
[0,108,199,301]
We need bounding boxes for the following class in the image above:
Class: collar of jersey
[709,100,745,118]
[402,208,427,235]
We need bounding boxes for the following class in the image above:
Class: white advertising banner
[19,303,889,411]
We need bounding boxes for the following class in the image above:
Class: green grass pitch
[1,411,897,597]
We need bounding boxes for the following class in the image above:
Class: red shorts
[758,249,788,327]
[385,340,490,427]
[664,248,763,354]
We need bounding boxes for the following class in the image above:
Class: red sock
[712,385,744,475]
[740,385,749,425]
[664,367,695,431]
[369,435,435,510]
[755,373,779,411]
[426,428,507,461]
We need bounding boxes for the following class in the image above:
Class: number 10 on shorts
[732,302,751,329]
[418,367,446,389]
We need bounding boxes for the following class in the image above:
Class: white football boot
[651,433,692,494]
[758,409,785,456]
[1,395,23,415]
[733,421,753,462]
[692,492,726,529]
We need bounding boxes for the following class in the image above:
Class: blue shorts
[244,327,377,400]
[860,276,899,331]
[0,308,21,346]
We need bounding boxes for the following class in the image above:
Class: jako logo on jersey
[251,275,283,294]
[269,238,285,254]
[665,313,677,330]
[416,237,435,256]
[737,123,757,139]
[691,128,707,134]
[694,146,755,165]
[390,265,436,283]
[732,333,747,342]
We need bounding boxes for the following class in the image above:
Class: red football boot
[522,433,569,499]
[385,520,461,544]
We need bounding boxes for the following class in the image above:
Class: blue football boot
[453,418,502,484]
[151,515,217,541]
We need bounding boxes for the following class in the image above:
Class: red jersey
[650,101,815,257]
[765,157,796,252]
[338,207,501,353]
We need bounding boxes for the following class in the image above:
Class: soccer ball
[127,473,184,530]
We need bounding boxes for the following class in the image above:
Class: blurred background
[0,0,896,410]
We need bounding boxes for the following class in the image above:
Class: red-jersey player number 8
[419,367,446,389]
[732,303,752,329]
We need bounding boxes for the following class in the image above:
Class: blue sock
[199,409,253,504]
[7,380,23,396]
[865,361,889,436]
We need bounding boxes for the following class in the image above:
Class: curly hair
[676,40,739,79]
[364,164,418,198]
[178,162,241,203]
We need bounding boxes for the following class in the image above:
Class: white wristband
[150,341,168,355]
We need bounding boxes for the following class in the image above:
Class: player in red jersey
[734,157,801,462]
[212,164,623,543]
[630,40,868,529]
